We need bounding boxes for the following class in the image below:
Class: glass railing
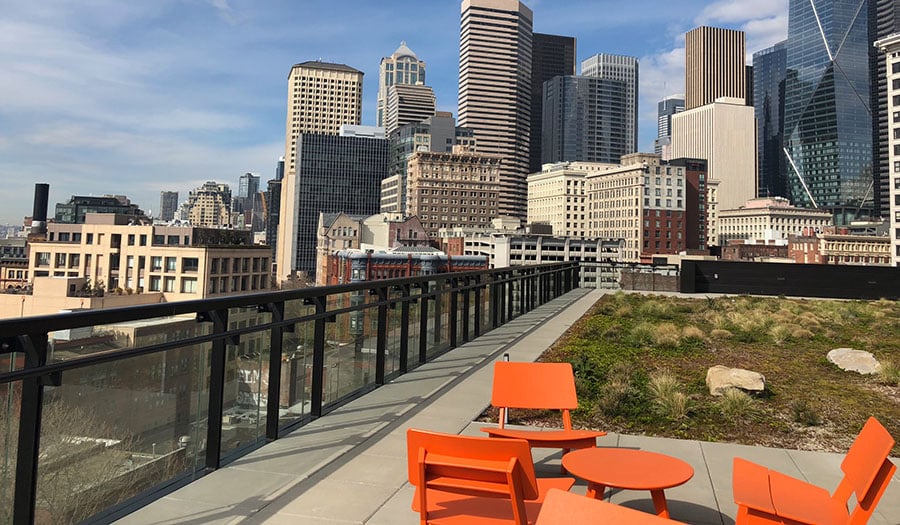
[0,262,579,525]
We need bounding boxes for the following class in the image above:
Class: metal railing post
[202,308,229,470]
[310,296,326,417]
[473,277,482,338]
[265,301,285,441]
[399,284,410,374]
[375,287,388,385]
[418,282,429,364]
[448,278,458,349]
[12,333,49,525]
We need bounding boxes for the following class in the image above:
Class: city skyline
[0,0,789,225]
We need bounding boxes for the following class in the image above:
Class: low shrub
[791,399,821,426]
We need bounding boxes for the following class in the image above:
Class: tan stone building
[875,34,900,266]
[527,162,613,238]
[26,213,271,302]
[186,181,231,228]
[406,149,502,237]
[788,233,891,266]
[718,197,833,246]
[377,41,427,129]
[284,61,363,178]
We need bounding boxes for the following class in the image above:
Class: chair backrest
[836,416,896,522]
[491,362,579,411]
[406,428,541,501]
[536,488,685,524]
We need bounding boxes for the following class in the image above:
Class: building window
[165,257,177,272]
[139,234,147,246]
[211,258,219,274]
[36,252,50,266]
[127,234,135,246]
[163,276,176,292]
[181,277,197,293]
[182,257,199,272]
[151,256,162,271]
[149,276,161,291]
[167,235,179,245]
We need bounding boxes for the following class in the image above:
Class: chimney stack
[30,183,50,237]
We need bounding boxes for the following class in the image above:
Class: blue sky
[0,0,788,225]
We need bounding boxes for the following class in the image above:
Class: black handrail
[0,261,580,525]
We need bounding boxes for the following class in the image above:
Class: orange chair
[535,488,687,524]
[733,416,896,525]
[407,428,575,525]
[480,362,605,469]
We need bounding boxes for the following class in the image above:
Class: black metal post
[311,296,326,417]
[462,281,471,343]
[204,309,228,470]
[418,282,429,364]
[265,302,285,441]
[375,287,387,385]
[399,284,410,374]
[448,278,458,349]
[473,278,482,338]
[13,333,48,525]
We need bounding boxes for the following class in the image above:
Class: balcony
[1,262,898,524]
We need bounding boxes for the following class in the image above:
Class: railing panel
[384,288,404,380]
[278,318,314,427]
[0,358,22,525]
[34,340,210,524]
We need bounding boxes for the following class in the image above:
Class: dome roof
[392,41,418,60]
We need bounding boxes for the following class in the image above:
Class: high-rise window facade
[542,76,628,165]
[458,0,533,221]
[654,95,685,157]
[870,0,900,218]
[529,33,576,174]
[874,32,900,265]
[784,0,872,224]
[278,134,388,278]
[580,54,639,154]
[753,41,788,199]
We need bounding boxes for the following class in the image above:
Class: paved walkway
[117,288,900,525]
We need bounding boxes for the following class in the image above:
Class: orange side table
[561,448,694,519]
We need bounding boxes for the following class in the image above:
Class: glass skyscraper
[783,0,873,224]
[754,41,788,199]
[541,76,628,164]
[529,33,576,174]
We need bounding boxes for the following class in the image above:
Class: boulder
[706,365,766,396]
[827,348,881,375]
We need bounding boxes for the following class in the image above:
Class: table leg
[650,489,669,518]
[585,482,607,500]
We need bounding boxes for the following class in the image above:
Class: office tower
[159,191,179,222]
[185,182,231,228]
[541,76,628,165]
[580,54,639,153]
[383,112,476,214]
[384,84,436,135]
[753,41,788,199]
[55,195,148,224]
[458,0,533,221]
[784,0,872,224]
[671,97,757,245]
[266,157,284,271]
[655,95,685,158]
[238,173,260,200]
[529,33,576,173]
[685,26,746,110]
[377,42,427,128]
[875,33,900,265]
[284,61,363,178]
[276,127,388,280]
[406,148,501,236]
[870,1,900,218]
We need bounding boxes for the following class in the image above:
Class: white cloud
[696,0,787,24]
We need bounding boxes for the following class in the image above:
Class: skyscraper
[580,54,639,154]
[238,173,260,200]
[384,84,436,135]
[870,0,900,218]
[458,0,533,221]
[276,127,388,280]
[159,191,178,222]
[783,0,872,224]
[283,61,363,178]
[655,95,685,158]
[541,75,628,165]
[753,41,788,199]
[529,33,576,174]
[874,32,900,266]
[266,157,284,270]
[377,42,427,128]
[685,26,746,110]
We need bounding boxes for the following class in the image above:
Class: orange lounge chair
[480,362,605,468]
[535,488,687,524]
[733,416,896,525]
[407,428,575,525]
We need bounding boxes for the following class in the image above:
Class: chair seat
[481,427,604,449]
[412,477,576,525]
[769,470,848,525]
[732,457,777,516]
